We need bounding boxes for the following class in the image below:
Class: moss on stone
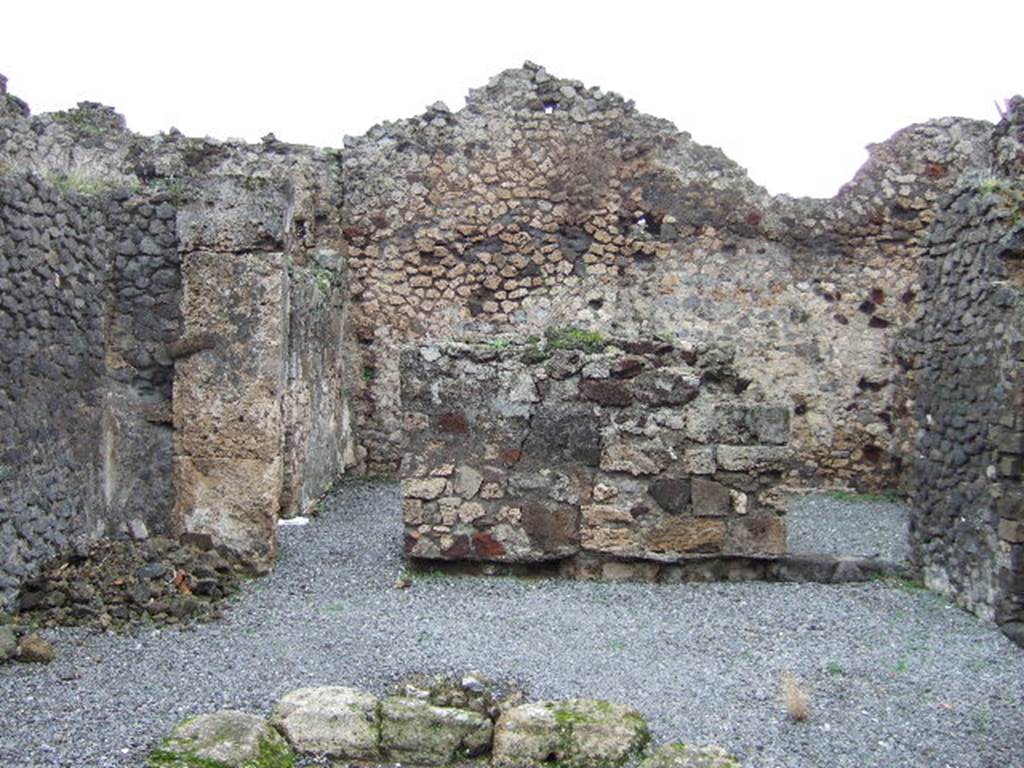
[545,327,607,353]
[251,738,294,768]
[639,743,740,768]
[550,704,594,727]
[147,737,293,768]
[147,714,294,768]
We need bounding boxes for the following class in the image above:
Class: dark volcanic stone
[579,378,634,406]
[136,562,168,580]
[648,478,692,514]
[523,405,602,467]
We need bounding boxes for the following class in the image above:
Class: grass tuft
[780,671,810,722]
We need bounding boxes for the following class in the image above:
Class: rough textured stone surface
[148,710,293,768]
[15,632,54,663]
[639,743,741,768]
[380,696,493,764]
[341,63,993,490]
[909,96,1024,646]
[392,671,526,719]
[493,699,649,768]
[0,84,355,608]
[2,66,1023,618]
[0,172,179,610]
[13,534,248,631]
[269,686,380,760]
[401,337,789,566]
[0,625,15,661]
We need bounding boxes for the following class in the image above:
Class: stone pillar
[172,251,289,566]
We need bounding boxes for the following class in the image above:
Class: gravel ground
[787,494,910,563]
[1,482,1022,768]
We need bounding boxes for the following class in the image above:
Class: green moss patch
[544,327,608,353]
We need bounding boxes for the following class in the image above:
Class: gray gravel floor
[787,494,910,563]
[1,482,1022,768]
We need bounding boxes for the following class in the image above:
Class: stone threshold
[407,552,913,584]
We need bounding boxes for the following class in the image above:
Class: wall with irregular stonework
[0,75,356,595]
[400,336,790,574]
[4,65,1024,607]
[0,162,183,606]
[343,63,992,489]
[909,97,1024,645]
[0,173,109,608]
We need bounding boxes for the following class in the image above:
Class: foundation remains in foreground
[0,68,1022,644]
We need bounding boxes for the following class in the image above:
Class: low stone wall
[909,99,1024,645]
[149,675,738,768]
[400,335,790,573]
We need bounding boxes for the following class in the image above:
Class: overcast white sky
[3,1,1021,198]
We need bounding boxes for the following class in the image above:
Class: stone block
[646,518,726,554]
[172,456,281,564]
[631,367,700,406]
[647,478,691,514]
[0,626,17,661]
[581,526,637,555]
[15,633,54,663]
[174,251,287,462]
[995,431,1024,454]
[493,700,649,768]
[749,406,790,445]
[681,448,716,475]
[454,465,484,497]
[999,455,1024,478]
[639,743,741,768]
[600,442,661,476]
[380,696,493,765]
[716,445,790,471]
[690,478,732,516]
[519,503,580,555]
[999,519,1024,544]
[270,687,380,760]
[403,498,425,525]
[402,477,449,500]
[580,379,634,406]
[150,710,292,768]
[524,405,603,467]
[582,505,634,525]
[728,515,786,555]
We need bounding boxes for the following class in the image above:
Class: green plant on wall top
[45,171,129,197]
[544,326,607,353]
[978,176,1024,224]
[308,265,339,294]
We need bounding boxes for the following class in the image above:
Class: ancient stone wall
[0,174,109,608]
[343,64,992,489]
[4,66,1023,607]
[400,335,790,577]
[169,166,354,564]
[910,97,1024,645]
[0,153,185,607]
[0,76,356,597]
